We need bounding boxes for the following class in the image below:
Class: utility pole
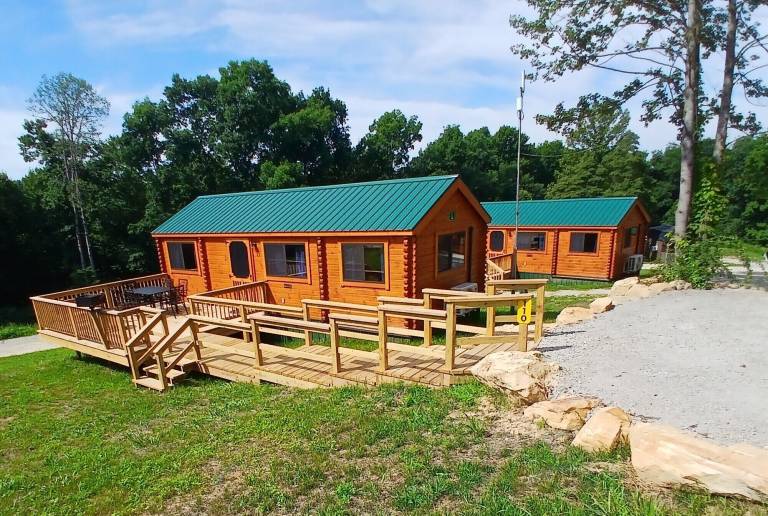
[513,70,526,279]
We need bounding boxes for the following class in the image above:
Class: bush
[658,238,730,288]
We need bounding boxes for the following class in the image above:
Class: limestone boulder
[626,283,652,299]
[555,306,594,325]
[589,297,614,314]
[630,423,768,502]
[611,276,639,296]
[572,406,631,452]
[470,351,559,404]
[523,396,601,431]
[669,279,693,290]
[648,282,674,295]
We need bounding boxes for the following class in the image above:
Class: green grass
[1,350,763,515]
[0,305,37,340]
[0,323,37,340]
[545,280,611,291]
[722,241,765,261]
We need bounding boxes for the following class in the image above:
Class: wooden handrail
[377,304,447,321]
[37,273,169,300]
[125,311,166,350]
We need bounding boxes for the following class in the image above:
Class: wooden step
[133,376,166,391]
[143,365,187,383]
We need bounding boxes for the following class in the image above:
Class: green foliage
[0,323,37,340]
[659,238,729,288]
[352,109,422,181]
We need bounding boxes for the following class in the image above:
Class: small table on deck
[130,285,171,307]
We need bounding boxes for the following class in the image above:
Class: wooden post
[156,353,168,391]
[250,319,263,367]
[190,320,202,361]
[422,292,433,346]
[329,317,341,374]
[444,302,457,372]
[534,285,545,343]
[302,302,313,347]
[68,308,80,340]
[239,304,250,343]
[517,301,529,352]
[377,308,389,372]
[485,284,497,336]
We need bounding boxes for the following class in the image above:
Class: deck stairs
[127,314,202,391]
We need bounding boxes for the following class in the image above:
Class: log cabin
[152,175,490,306]
[482,197,651,281]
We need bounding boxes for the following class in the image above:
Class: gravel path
[541,289,768,445]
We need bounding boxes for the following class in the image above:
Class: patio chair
[175,278,188,301]
[161,287,186,316]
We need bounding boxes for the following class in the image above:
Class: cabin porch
[30,275,547,391]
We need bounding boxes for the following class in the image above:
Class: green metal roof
[153,175,460,234]
[482,197,638,227]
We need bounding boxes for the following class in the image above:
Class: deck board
[42,326,525,389]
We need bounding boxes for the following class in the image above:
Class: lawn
[0,305,37,340]
[1,350,761,515]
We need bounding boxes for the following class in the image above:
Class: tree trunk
[70,196,87,269]
[713,0,737,165]
[73,175,96,270]
[675,0,702,237]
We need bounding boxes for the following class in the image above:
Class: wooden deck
[32,276,549,391]
[191,331,527,388]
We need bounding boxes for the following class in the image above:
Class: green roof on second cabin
[153,175,462,234]
[482,197,639,227]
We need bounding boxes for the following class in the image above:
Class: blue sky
[1,0,766,179]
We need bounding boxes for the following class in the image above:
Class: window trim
[623,226,637,250]
[227,240,252,279]
[435,230,468,275]
[166,240,200,274]
[568,231,600,255]
[489,230,505,253]
[339,241,389,289]
[262,241,311,284]
[515,231,547,254]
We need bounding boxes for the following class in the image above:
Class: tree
[712,0,767,165]
[352,110,422,181]
[21,73,109,270]
[510,0,715,236]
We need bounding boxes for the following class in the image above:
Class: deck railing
[486,252,515,281]
[39,273,170,308]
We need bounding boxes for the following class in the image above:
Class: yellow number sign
[517,299,533,324]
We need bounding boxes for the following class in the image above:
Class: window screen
[569,232,598,253]
[517,232,546,251]
[342,243,385,283]
[265,243,307,278]
[168,242,197,270]
[437,232,466,272]
[489,230,505,252]
[229,241,250,278]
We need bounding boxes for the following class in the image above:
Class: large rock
[470,351,559,404]
[611,276,639,296]
[573,406,631,452]
[523,396,601,430]
[648,282,674,295]
[589,297,614,314]
[669,279,693,290]
[626,283,652,299]
[555,306,594,325]
[630,423,768,502]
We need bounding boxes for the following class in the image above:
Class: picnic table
[129,285,171,306]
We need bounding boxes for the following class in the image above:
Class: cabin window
[570,232,599,253]
[437,231,466,272]
[342,243,385,283]
[264,243,308,278]
[517,232,546,251]
[624,226,637,249]
[168,242,197,271]
[229,241,250,278]
[489,230,505,252]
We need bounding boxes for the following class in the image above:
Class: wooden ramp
[192,332,523,389]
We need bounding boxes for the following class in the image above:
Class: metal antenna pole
[513,70,526,279]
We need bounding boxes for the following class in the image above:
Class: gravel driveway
[541,289,768,446]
